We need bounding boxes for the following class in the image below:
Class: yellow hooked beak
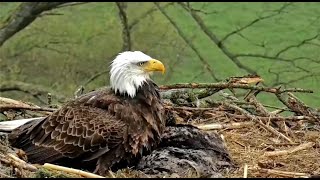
[143,59,165,74]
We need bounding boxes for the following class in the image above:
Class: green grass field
[1,2,320,108]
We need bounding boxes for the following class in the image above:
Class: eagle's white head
[110,51,165,98]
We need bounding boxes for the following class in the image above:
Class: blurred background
[0,2,319,108]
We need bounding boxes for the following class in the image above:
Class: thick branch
[116,2,131,51]
[0,2,69,47]
[159,82,313,94]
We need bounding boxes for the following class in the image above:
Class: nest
[0,75,319,178]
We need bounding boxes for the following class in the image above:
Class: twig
[219,3,291,44]
[262,104,290,112]
[7,153,37,171]
[43,163,105,178]
[226,113,312,122]
[165,106,214,111]
[246,94,270,116]
[264,142,315,157]
[246,94,297,140]
[275,34,319,58]
[259,120,294,143]
[259,168,309,178]
[265,142,300,146]
[243,164,248,178]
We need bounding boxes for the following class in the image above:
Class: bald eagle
[8,51,166,175]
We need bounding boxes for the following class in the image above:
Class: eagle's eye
[138,61,147,66]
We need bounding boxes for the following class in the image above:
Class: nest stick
[0,171,12,178]
[43,163,105,178]
[108,170,116,178]
[165,106,214,111]
[0,153,37,172]
[196,122,254,130]
[8,153,38,171]
[0,97,29,105]
[264,142,315,157]
[227,113,312,122]
[259,168,309,177]
[223,102,294,143]
[256,119,293,143]
[243,164,248,178]
[246,94,269,116]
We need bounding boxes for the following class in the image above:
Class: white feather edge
[0,117,45,132]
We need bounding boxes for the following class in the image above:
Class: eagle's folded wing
[9,90,127,163]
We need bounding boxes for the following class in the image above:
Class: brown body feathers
[8,80,165,175]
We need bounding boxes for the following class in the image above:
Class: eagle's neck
[110,69,150,98]
[113,79,160,100]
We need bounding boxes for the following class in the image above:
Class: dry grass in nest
[220,123,320,178]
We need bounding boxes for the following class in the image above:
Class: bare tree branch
[268,68,306,86]
[275,33,319,57]
[235,53,316,74]
[128,2,175,30]
[178,2,258,75]
[276,73,320,86]
[0,2,70,47]
[237,32,269,49]
[154,2,220,82]
[219,3,292,44]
